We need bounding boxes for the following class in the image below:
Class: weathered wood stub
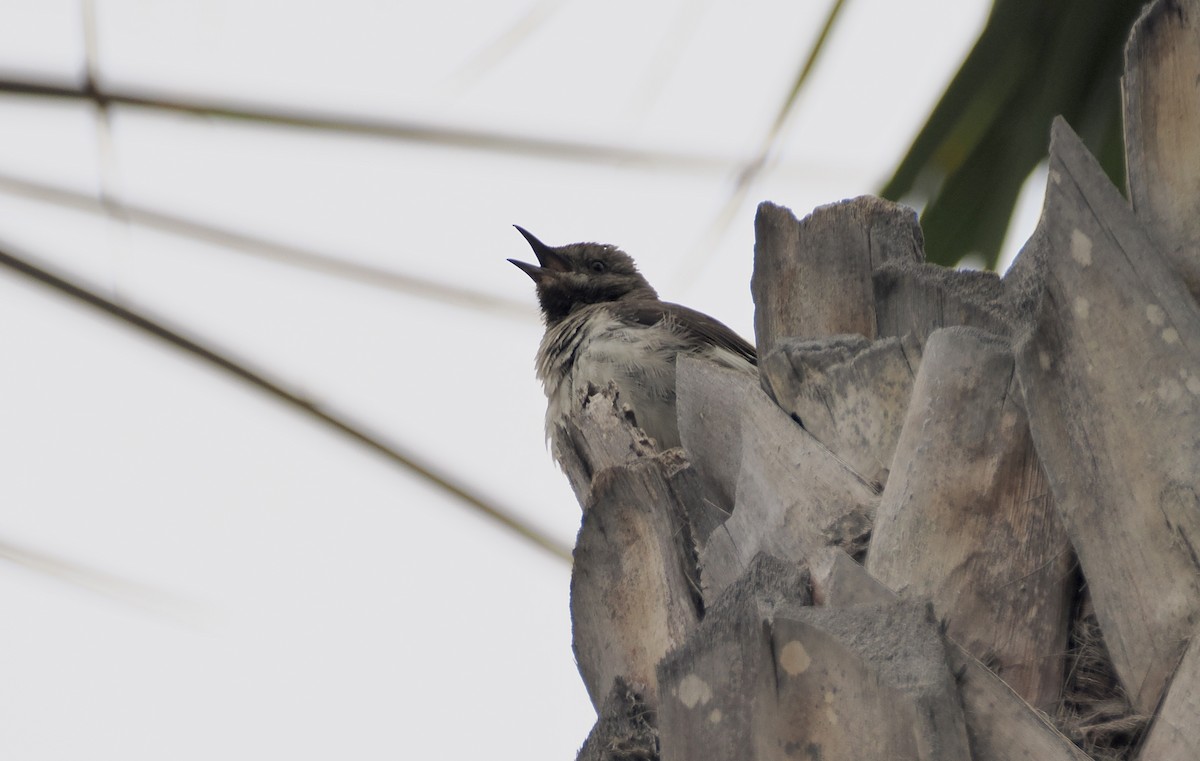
[1123,0,1200,295]
[812,550,1091,761]
[562,1,1199,758]
[868,326,1073,711]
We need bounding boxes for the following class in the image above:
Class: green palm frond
[881,0,1142,268]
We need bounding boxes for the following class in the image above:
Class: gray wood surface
[675,355,758,521]
[698,380,878,605]
[554,383,659,503]
[572,457,703,708]
[874,259,1010,344]
[814,552,1092,761]
[761,333,921,487]
[751,196,923,357]
[1123,0,1200,294]
[663,553,971,761]
[764,601,970,761]
[867,326,1073,710]
[1136,619,1200,760]
[657,554,811,761]
[1012,118,1200,714]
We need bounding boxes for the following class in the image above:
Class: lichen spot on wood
[779,640,811,675]
[824,692,840,726]
[1162,327,1180,344]
[1186,375,1200,396]
[1039,351,1053,371]
[1074,297,1090,319]
[708,709,722,724]
[677,674,712,709]
[1070,229,1093,266]
[1157,378,1184,403]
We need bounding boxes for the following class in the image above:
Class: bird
[508,225,757,468]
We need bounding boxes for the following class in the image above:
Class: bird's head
[509,226,658,325]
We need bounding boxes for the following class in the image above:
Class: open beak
[509,225,570,282]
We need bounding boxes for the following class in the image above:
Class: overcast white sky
[0,1,1047,758]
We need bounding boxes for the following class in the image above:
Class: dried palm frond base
[1053,591,1150,761]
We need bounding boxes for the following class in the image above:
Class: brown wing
[610,299,758,366]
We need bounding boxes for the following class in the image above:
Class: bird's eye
[589,260,607,273]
